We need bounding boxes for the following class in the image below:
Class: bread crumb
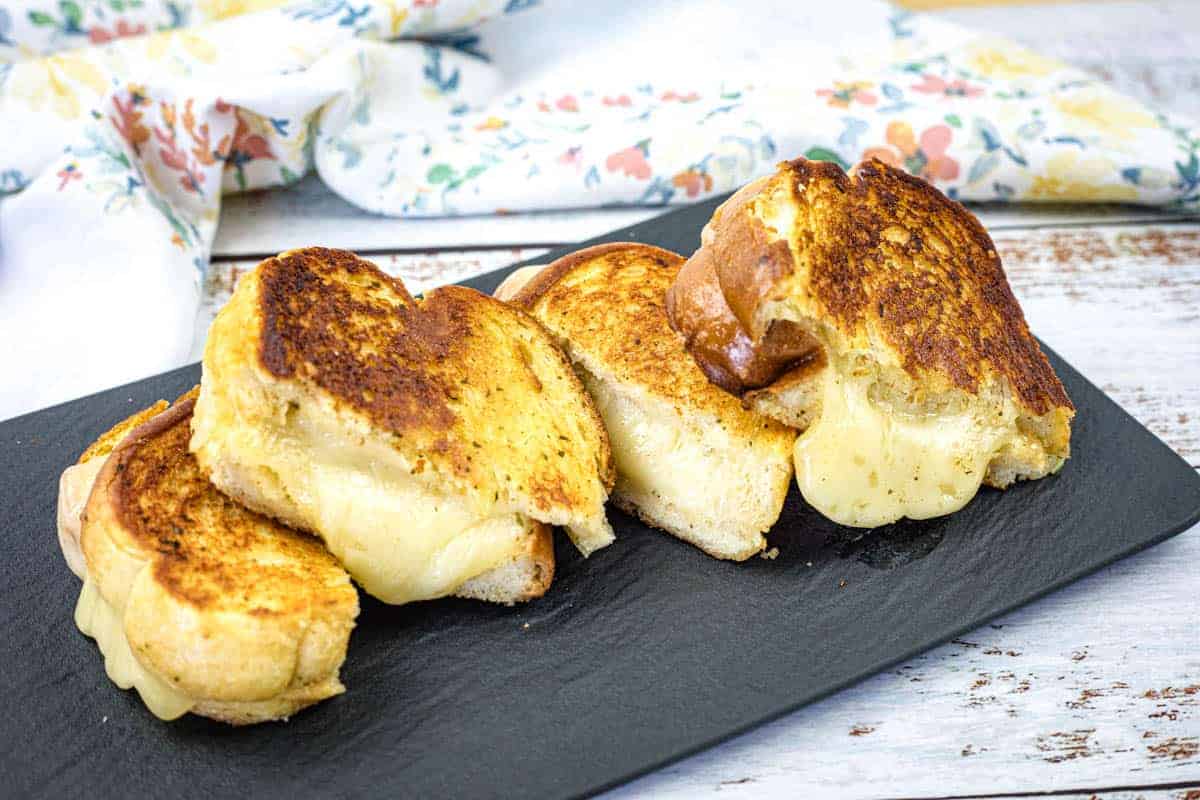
[806,561,813,568]
[521,622,530,630]
[760,547,779,560]
[838,579,848,588]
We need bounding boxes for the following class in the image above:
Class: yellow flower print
[196,0,288,22]
[1026,151,1138,202]
[1052,88,1157,143]
[145,30,218,64]
[965,40,1061,80]
[475,116,507,131]
[381,0,410,36]
[9,53,108,120]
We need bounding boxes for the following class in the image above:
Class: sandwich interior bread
[667,157,1074,528]
[498,243,796,561]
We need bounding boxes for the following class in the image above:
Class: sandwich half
[191,247,613,606]
[667,157,1074,528]
[497,243,796,561]
[64,392,358,724]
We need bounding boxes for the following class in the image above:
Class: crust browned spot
[241,247,614,514]
[103,394,353,616]
[511,242,796,443]
[708,158,1072,416]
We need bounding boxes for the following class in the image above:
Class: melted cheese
[74,579,193,721]
[195,397,529,606]
[794,366,1016,528]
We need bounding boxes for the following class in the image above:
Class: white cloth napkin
[1,0,1197,420]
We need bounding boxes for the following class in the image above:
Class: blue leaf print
[423,46,461,95]
[1016,119,1045,140]
[504,0,539,12]
[881,83,903,101]
[1120,167,1142,185]
[967,152,999,184]
[333,139,362,169]
[583,165,600,189]
[888,11,914,39]
[1043,135,1086,148]
[635,177,675,205]
[993,182,1015,200]
[0,8,13,46]
[0,168,28,193]
[421,28,489,61]
[269,117,290,137]
[1002,146,1027,167]
[838,117,868,150]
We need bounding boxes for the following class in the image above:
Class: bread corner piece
[500,243,796,561]
[191,248,611,606]
[667,158,1074,529]
[75,392,359,724]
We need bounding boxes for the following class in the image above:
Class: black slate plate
[3,196,1199,799]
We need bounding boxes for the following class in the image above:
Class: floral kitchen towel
[0,0,1197,419]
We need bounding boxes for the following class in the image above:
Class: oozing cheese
[74,579,193,721]
[193,395,530,606]
[794,366,1017,528]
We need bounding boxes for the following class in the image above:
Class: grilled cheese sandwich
[62,393,359,724]
[192,248,611,605]
[668,158,1073,528]
[498,244,796,560]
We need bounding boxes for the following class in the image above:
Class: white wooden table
[204,2,1200,796]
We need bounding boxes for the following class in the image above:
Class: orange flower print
[606,141,651,180]
[110,89,150,155]
[555,95,579,112]
[863,121,959,183]
[88,20,147,45]
[603,94,631,107]
[910,74,983,100]
[672,169,712,198]
[661,90,699,103]
[56,162,82,191]
[815,81,877,108]
[537,100,551,112]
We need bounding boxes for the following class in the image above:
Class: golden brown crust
[693,157,1072,417]
[666,243,821,395]
[509,242,795,442]
[249,247,615,505]
[78,401,169,464]
[101,393,356,619]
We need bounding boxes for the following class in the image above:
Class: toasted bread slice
[498,244,796,561]
[191,248,609,605]
[667,158,1074,528]
[74,392,358,724]
[58,400,170,579]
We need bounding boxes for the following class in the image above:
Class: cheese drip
[74,579,193,721]
[795,367,1016,528]
[195,396,532,605]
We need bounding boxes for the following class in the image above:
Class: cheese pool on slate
[794,364,1018,528]
[74,579,193,721]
